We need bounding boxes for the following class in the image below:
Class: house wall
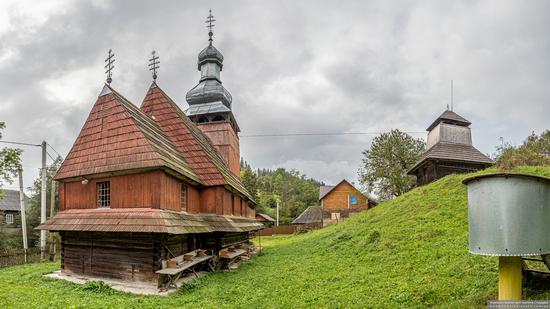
[59,170,255,217]
[196,122,240,177]
[321,181,369,210]
[0,210,21,228]
[60,171,163,210]
[415,160,490,186]
[60,231,159,282]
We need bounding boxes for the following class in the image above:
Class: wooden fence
[0,243,60,268]
[256,225,297,236]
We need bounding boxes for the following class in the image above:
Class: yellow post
[498,256,523,300]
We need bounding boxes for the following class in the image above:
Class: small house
[407,110,493,186]
[291,206,323,229]
[319,180,375,221]
[255,213,275,227]
[0,189,28,229]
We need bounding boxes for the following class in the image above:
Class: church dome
[198,44,224,70]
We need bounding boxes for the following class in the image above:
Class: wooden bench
[156,250,213,289]
[220,249,247,260]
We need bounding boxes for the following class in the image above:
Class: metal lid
[462,172,550,185]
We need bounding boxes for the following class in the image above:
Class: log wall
[60,232,158,282]
[415,160,490,186]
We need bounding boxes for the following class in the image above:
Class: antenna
[104,49,115,85]
[148,50,160,81]
[205,9,216,44]
[450,80,454,111]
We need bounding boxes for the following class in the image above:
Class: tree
[240,165,259,204]
[358,129,425,200]
[495,130,550,169]
[26,156,62,245]
[0,122,22,192]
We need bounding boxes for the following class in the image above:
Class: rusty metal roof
[37,208,263,234]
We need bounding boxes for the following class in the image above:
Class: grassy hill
[0,166,549,308]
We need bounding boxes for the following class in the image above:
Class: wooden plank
[156,255,213,275]
[219,249,246,259]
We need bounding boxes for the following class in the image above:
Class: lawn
[0,166,549,308]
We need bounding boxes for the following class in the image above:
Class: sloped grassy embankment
[0,166,549,308]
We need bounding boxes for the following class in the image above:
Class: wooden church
[39,15,261,285]
[407,109,493,186]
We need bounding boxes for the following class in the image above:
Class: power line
[0,140,41,147]
[47,143,63,158]
[240,131,425,138]
[46,151,56,161]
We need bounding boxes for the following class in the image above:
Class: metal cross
[205,9,216,43]
[148,50,160,81]
[104,49,115,85]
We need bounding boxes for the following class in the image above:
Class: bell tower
[185,10,241,176]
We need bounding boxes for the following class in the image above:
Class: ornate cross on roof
[148,50,160,81]
[205,9,216,44]
[104,49,115,85]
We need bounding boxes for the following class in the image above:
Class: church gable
[54,85,199,183]
[140,83,226,186]
[140,84,255,202]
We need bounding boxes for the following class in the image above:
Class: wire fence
[0,242,60,268]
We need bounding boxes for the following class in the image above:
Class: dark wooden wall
[61,232,158,282]
[415,160,490,186]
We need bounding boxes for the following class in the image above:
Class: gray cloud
[1,0,549,190]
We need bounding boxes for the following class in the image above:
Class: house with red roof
[39,19,261,286]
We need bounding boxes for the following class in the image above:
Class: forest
[240,160,322,224]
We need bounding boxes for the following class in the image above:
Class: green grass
[1,166,549,308]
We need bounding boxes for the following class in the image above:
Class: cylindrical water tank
[463,173,550,256]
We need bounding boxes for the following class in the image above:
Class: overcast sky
[1,0,549,191]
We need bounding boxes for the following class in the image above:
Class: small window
[181,184,188,211]
[349,195,358,205]
[212,115,225,122]
[97,182,110,208]
[5,214,14,224]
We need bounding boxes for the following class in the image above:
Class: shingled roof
[0,189,29,212]
[38,208,262,234]
[426,110,471,131]
[54,85,200,183]
[292,206,323,224]
[140,83,255,202]
[408,142,494,174]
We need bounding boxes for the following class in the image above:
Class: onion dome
[198,44,224,70]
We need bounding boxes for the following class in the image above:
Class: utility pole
[18,169,28,263]
[49,179,57,260]
[276,201,279,227]
[40,141,47,259]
